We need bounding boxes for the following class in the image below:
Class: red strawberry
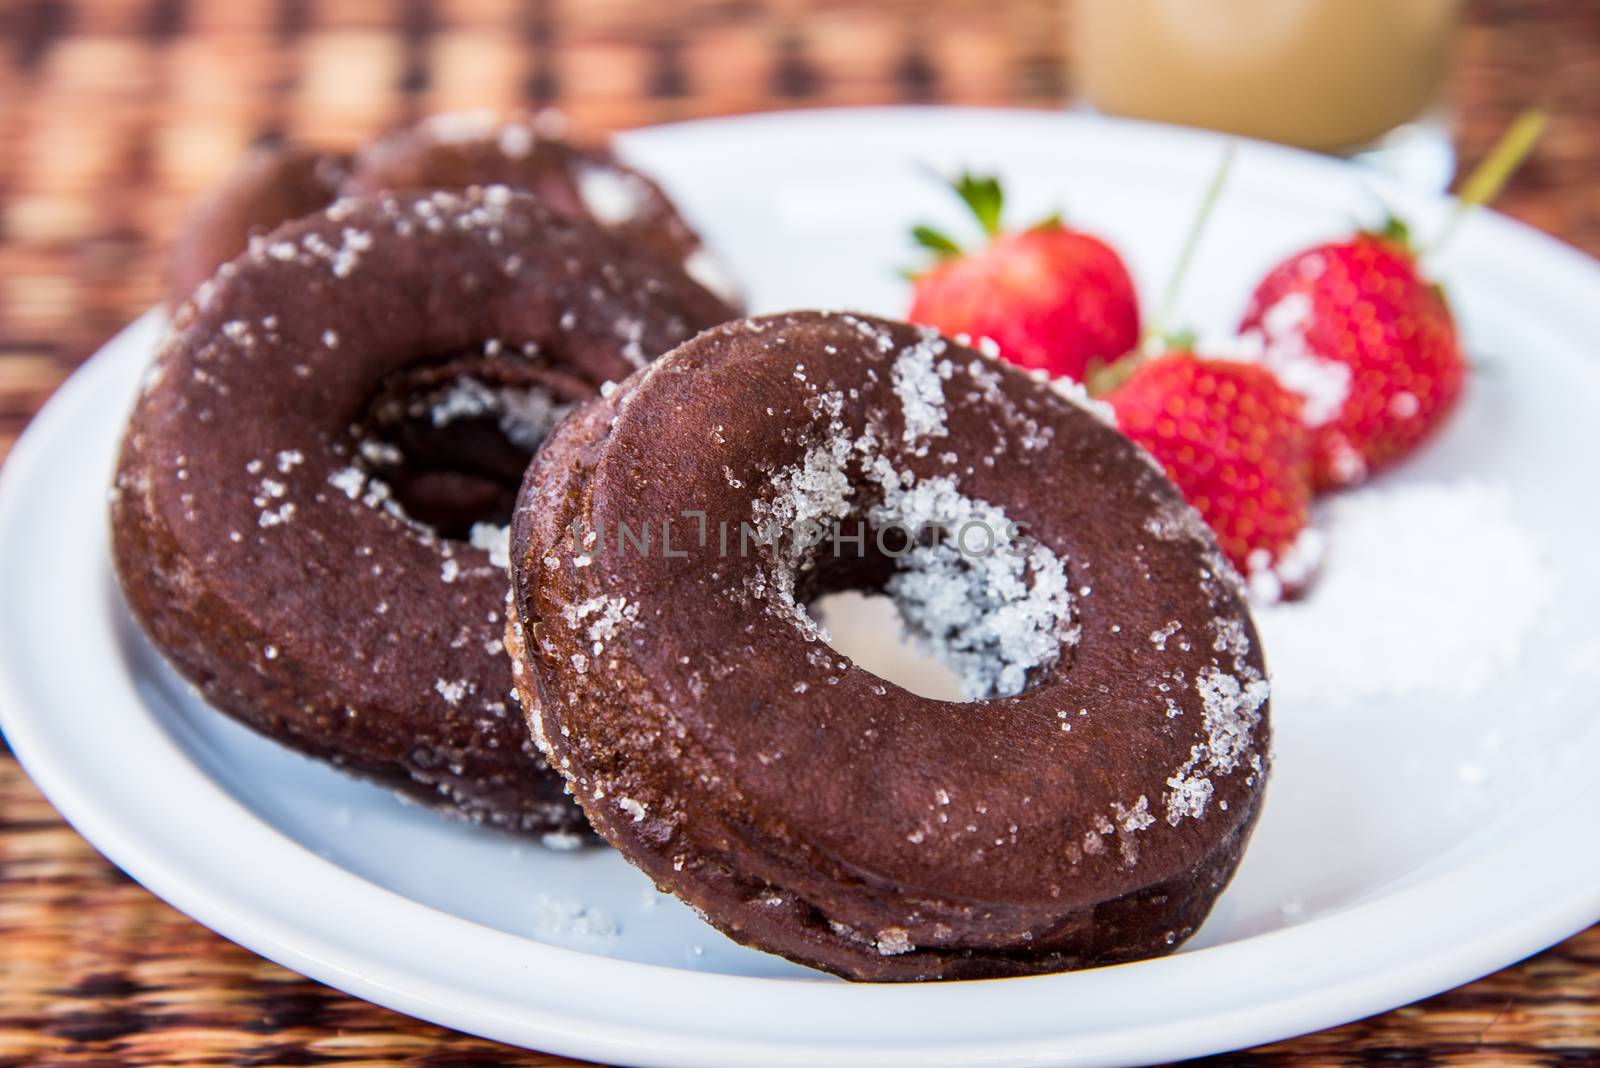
[1239,221,1463,489]
[906,174,1139,382]
[1105,351,1319,599]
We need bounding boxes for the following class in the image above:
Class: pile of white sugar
[1255,481,1548,706]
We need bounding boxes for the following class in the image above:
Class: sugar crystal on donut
[890,334,953,450]
[747,339,1078,700]
[468,522,512,570]
[577,165,650,226]
[869,465,1076,700]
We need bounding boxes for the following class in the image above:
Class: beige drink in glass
[1072,0,1461,154]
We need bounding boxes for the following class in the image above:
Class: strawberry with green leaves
[907,174,1139,382]
[1238,110,1545,489]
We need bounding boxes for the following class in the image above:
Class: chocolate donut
[506,311,1271,978]
[114,187,736,835]
[346,111,740,308]
[169,143,348,308]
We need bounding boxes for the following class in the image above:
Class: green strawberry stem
[1427,107,1547,257]
[911,225,963,258]
[1377,215,1412,245]
[1149,143,1236,344]
[1089,145,1235,397]
[953,173,1005,237]
[907,171,1061,275]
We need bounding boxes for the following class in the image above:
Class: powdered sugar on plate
[530,894,620,945]
[1254,481,1548,705]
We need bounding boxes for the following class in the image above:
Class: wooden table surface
[2,0,1598,1064]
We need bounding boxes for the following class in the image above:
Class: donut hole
[782,497,1078,704]
[811,590,970,702]
[351,348,588,540]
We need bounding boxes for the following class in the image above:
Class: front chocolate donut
[507,311,1271,979]
[113,187,735,836]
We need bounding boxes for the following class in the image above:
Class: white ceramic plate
[3,108,1599,1068]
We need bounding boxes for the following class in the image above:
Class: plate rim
[3,107,1599,1068]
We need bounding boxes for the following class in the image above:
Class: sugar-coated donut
[171,113,740,316]
[506,311,1271,978]
[347,111,741,309]
[115,188,736,835]
[168,143,348,308]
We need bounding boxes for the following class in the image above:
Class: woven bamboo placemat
[2,0,1598,1063]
